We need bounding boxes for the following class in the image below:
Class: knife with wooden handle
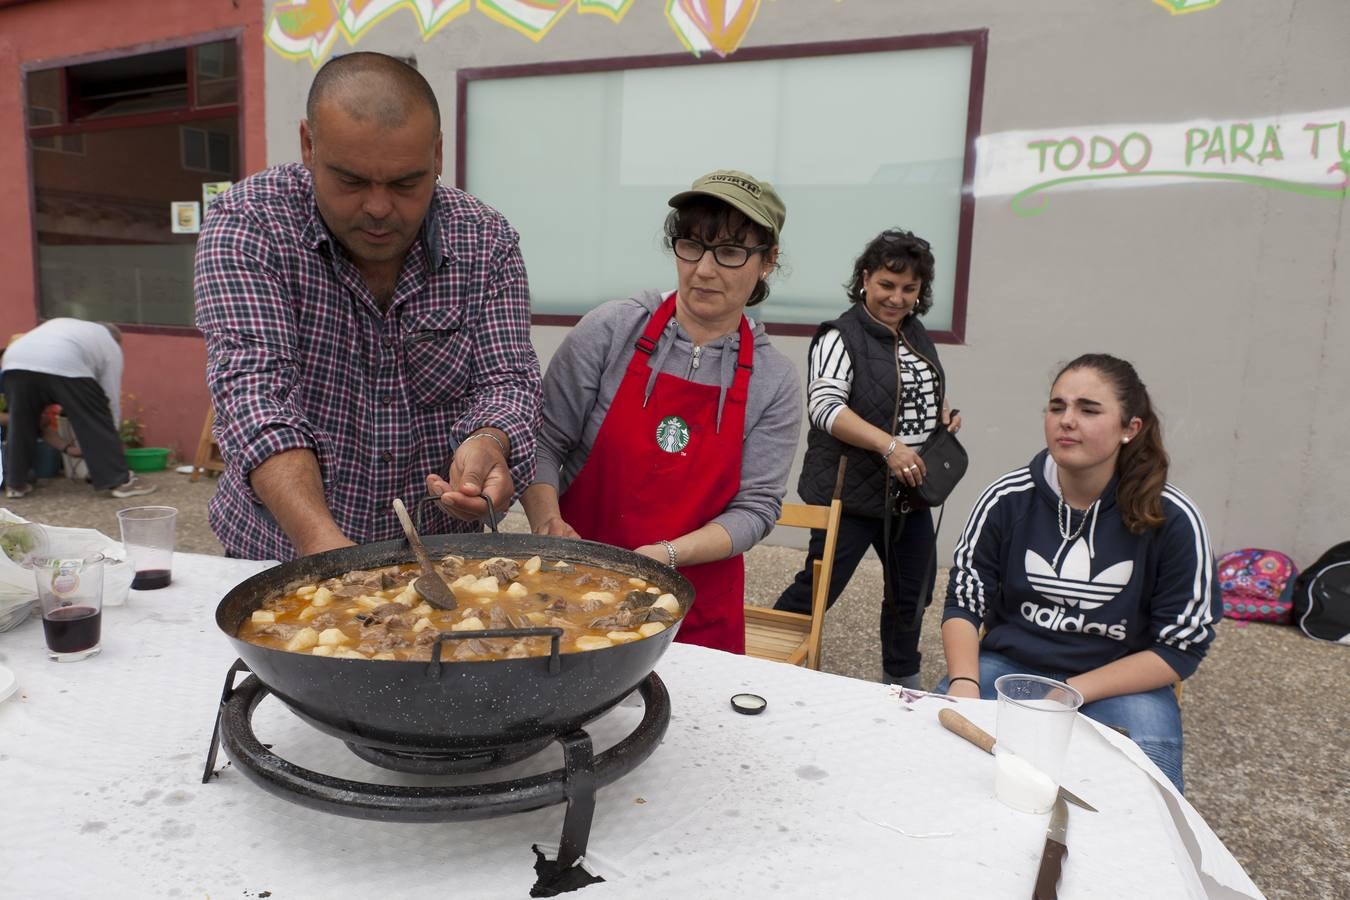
[1032,796,1069,899]
[937,708,1097,813]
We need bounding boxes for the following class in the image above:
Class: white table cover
[0,552,1265,899]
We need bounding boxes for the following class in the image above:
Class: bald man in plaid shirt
[194,53,541,561]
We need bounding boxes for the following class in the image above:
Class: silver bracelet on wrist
[882,437,899,459]
[658,539,678,568]
[464,431,508,458]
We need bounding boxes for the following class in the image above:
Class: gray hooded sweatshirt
[532,289,803,555]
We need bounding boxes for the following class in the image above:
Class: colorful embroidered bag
[1217,548,1297,624]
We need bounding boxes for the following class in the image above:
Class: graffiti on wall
[265,0,764,64]
[974,107,1350,216]
[266,2,1220,65]
[1154,0,1221,14]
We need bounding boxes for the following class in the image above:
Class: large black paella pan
[214,534,694,760]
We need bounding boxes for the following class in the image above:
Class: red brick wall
[0,0,266,460]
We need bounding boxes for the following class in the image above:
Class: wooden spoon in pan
[392,498,458,611]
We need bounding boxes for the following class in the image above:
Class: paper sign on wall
[171,202,201,234]
[202,181,232,217]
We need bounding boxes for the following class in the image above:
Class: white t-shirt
[3,319,124,424]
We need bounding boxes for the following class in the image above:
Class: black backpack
[1291,542,1350,644]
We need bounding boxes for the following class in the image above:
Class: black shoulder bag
[893,426,968,513]
[884,424,969,628]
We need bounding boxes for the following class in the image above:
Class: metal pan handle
[427,626,564,677]
[414,494,501,535]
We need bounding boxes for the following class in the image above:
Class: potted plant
[120,394,169,472]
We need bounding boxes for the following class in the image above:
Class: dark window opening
[25,38,242,328]
[67,48,189,121]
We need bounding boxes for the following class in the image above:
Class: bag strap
[884,497,945,632]
[886,427,955,630]
[908,503,946,628]
[883,496,904,612]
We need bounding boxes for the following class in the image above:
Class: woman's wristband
[882,437,899,459]
[658,539,678,568]
[948,676,980,690]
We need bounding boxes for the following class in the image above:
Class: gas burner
[203,659,670,895]
[343,736,559,775]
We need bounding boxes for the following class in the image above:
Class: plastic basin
[124,447,169,472]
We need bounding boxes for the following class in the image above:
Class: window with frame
[28,106,85,155]
[25,39,241,328]
[180,127,233,174]
[459,34,984,340]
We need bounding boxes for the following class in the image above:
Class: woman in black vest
[773,229,961,688]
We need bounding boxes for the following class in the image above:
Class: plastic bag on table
[0,511,134,629]
[0,510,44,632]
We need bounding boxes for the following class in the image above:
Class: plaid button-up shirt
[194,163,541,561]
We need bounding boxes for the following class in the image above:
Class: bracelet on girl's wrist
[658,539,678,568]
[882,437,899,459]
[949,676,980,690]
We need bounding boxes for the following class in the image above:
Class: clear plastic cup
[36,555,105,663]
[993,674,1083,813]
[117,506,177,590]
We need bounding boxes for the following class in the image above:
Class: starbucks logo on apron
[655,415,691,453]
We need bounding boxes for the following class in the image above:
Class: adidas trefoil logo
[1025,539,1133,610]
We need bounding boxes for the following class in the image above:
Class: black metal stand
[201,658,252,784]
[525,730,605,895]
[202,660,669,894]
[557,730,596,869]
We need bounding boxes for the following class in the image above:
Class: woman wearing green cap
[774,229,961,687]
[521,170,802,653]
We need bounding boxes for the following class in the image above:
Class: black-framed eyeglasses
[672,238,769,269]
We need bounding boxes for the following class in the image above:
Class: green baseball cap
[668,169,786,240]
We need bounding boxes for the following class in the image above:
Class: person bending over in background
[940,353,1220,792]
[1,318,154,500]
[774,229,960,688]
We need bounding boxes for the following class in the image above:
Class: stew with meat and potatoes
[237,554,682,662]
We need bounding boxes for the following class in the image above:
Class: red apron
[559,293,753,653]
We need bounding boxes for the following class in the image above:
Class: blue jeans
[938,649,1185,793]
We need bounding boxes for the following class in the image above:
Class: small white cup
[993,674,1083,813]
[117,506,178,590]
[35,555,105,663]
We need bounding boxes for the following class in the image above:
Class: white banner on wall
[975,105,1350,216]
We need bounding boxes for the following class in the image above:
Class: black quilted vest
[797,304,945,518]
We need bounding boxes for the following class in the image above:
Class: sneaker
[110,475,157,499]
[4,485,32,499]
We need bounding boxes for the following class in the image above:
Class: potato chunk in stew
[238,557,684,661]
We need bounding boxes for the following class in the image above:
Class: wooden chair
[191,406,226,482]
[744,459,846,670]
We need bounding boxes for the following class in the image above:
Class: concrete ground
[7,468,1348,900]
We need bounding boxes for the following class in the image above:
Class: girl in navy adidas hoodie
[941,354,1220,792]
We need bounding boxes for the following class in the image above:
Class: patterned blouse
[807,327,939,449]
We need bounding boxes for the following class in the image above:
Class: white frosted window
[464,43,974,333]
